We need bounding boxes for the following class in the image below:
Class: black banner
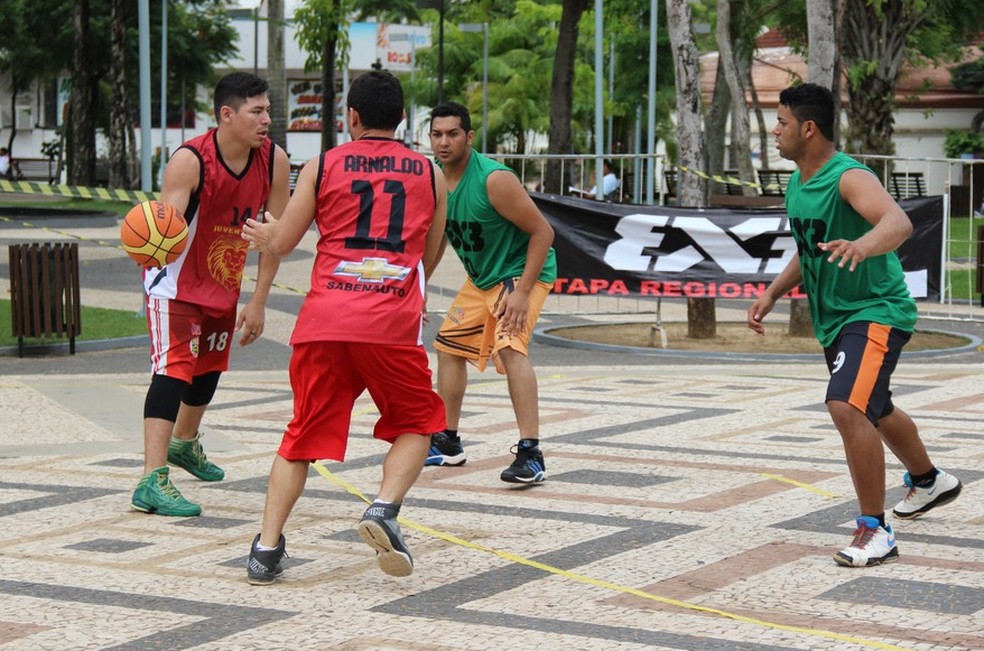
[532,194,943,301]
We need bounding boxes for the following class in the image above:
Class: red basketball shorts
[146,297,236,383]
[277,341,447,462]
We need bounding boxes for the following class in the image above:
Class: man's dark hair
[603,159,614,171]
[213,72,269,118]
[348,70,405,130]
[430,102,472,132]
[778,83,835,141]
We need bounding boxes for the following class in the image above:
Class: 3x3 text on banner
[532,194,943,301]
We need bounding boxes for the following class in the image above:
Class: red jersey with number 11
[290,137,437,346]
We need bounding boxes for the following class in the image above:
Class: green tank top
[443,151,557,290]
[785,152,917,347]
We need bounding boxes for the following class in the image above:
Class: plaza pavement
[0,211,982,651]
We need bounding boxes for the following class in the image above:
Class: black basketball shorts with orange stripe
[822,321,911,425]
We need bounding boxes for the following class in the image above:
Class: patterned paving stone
[817,576,984,615]
[63,538,152,553]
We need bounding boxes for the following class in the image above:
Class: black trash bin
[8,242,81,356]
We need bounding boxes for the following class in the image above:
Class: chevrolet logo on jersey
[333,257,411,283]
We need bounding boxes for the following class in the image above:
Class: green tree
[950,49,984,133]
[778,0,984,169]
[294,0,350,152]
[0,0,61,152]
[2,1,237,186]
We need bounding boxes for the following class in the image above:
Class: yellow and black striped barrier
[0,178,158,203]
[675,164,783,193]
[3,169,783,200]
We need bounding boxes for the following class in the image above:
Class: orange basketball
[120,200,188,268]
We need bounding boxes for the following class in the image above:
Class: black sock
[862,513,887,528]
[444,429,459,440]
[910,468,938,488]
[518,438,539,450]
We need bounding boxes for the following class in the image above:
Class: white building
[0,7,432,178]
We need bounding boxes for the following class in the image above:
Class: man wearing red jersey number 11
[130,72,290,518]
[241,70,448,584]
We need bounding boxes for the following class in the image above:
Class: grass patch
[0,299,146,347]
[947,215,984,260]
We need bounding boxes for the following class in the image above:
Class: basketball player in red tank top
[240,70,449,583]
[130,72,290,518]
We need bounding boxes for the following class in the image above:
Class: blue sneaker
[500,440,546,484]
[425,431,466,466]
[833,516,899,567]
[892,469,962,520]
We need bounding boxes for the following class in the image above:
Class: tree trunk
[806,0,837,87]
[788,299,813,337]
[267,0,287,151]
[748,70,769,170]
[841,0,925,173]
[70,0,95,186]
[716,0,755,196]
[791,0,843,338]
[706,62,730,177]
[545,0,589,194]
[321,32,338,152]
[108,0,128,188]
[687,298,716,339]
[667,0,714,338]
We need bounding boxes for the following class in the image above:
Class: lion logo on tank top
[207,234,249,292]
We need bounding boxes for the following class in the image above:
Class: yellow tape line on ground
[675,165,782,193]
[0,178,157,203]
[310,461,911,651]
[759,473,840,498]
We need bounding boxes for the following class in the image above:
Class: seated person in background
[0,148,11,179]
[570,159,620,201]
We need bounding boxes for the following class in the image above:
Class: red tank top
[144,129,274,315]
[290,137,437,345]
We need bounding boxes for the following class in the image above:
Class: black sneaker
[357,503,413,577]
[246,534,287,586]
[425,431,467,466]
[500,441,546,484]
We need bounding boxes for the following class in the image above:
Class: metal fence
[481,152,984,323]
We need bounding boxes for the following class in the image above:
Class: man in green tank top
[425,102,557,484]
[747,83,961,568]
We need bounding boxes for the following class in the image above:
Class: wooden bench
[720,169,745,195]
[663,168,677,197]
[11,157,56,183]
[8,242,81,356]
[757,169,793,196]
[288,163,303,193]
[890,171,926,200]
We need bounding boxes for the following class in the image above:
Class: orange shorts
[434,277,552,373]
[146,297,235,383]
[278,341,446,462]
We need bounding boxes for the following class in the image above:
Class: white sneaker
[833,516,899,567]
[892,469,962,520]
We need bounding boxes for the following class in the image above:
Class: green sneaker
[167,431,225,482]
[131,466,202,516]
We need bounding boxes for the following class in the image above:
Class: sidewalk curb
[0,334,148,357]
[534,325,983,362]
